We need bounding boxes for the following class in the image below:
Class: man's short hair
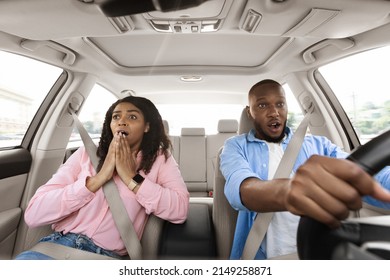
[248,79,282,97]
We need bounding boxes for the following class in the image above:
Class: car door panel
[0,149,32,259]
[0,208,21,259]
[0,149,32,180]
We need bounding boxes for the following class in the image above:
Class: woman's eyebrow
[113,109,140,114]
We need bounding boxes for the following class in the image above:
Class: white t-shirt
[264,141,299,258]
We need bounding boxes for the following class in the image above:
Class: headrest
[162,119,169,134]
[238,107,253,134]
[218,119,238,133]
[181,127,206,136]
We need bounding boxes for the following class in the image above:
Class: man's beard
[254,122,286,143]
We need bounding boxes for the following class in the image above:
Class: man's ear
[246,106,253,120]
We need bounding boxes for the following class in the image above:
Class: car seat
[212,107,252,259]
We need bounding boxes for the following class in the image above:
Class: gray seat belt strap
[29,242,117,260]
[69,108,142,260]
[241,103,314,260]
[69,109,99,169]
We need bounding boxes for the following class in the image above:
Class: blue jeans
[14,232,123,260]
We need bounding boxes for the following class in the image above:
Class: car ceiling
[0,0,390,104]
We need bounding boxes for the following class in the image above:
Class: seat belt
[29,242,118,260]
[30,106,142,260]
[241,103,314,260]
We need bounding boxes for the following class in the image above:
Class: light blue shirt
[220,128,390,259]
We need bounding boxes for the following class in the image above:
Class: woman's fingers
[114,132,136,181]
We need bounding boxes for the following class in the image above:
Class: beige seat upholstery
[163,120,180,163]
[212,108,252,259]
[179,127,207,196]
[206,119,238,192]
[162,119,169,134]
[238,107,253,134]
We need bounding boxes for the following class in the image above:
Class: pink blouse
[24,147,189,255]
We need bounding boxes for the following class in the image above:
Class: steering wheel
[297,129,390,260]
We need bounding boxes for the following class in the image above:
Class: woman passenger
[16,96,189,259]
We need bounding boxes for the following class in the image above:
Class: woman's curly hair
[96,96,171,174]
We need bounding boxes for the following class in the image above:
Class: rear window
[157,84,303,136]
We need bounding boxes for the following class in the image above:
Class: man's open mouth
[268,122,281,129]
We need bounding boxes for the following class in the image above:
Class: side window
[0,51,62,149]
[319,46,390,144]
[67,84,117,148]
[283,84,304,133]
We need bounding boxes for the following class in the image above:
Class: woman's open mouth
[118,130,129,137]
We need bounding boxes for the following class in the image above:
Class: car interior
[0,0,390,261]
